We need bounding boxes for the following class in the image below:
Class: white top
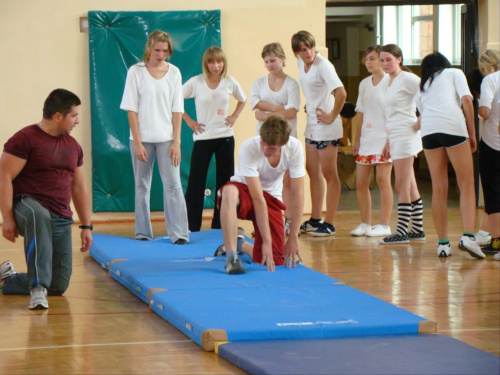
[249,75,301,136]
[230,136,305,200]
[298,53,344,141]
[382,71,420,137]
[182,75,246,141]
[355,74,390,155]
[415,69,472,138]
[120,62,184,143]
[479,71,500,150]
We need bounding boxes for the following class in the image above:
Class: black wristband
[79,224,93,231]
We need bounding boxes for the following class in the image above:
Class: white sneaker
[0,260,17,290]
[366,224,391,237]
[28,286,48,310]
[493,253,500,261]
[458,236,485,259]
[284,218,291,236]
[350,223,371,237]
[437,243,451,257]
[475,232,491,246]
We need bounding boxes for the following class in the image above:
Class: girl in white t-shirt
[351,45,393,238]
[415,52,483,259]
[378,44,424,245]
[291,30,347,237]
[120,30,189,244]
[477,49,500,258]
[250,43,300,235]
[182,46,246,232]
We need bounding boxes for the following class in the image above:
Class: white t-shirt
[182,75,246,141]
[120,62,184,143]
[355,74,389,155]
[479,71,500,150]
[415,69,472,138]
[230,136,305,200]
[382,71,420,138]
[249,75,300,136]
[298,53,344,141]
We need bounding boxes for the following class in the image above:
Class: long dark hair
[420,52,451,92]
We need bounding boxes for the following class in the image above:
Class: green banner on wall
[88,10,221,212]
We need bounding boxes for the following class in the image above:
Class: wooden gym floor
[0,208,499,374]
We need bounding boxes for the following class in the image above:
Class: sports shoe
[174,238,189,245]
[408,230,426,241]
[284,218,291,236]
[366,224,391,237]
[28,285,48,310]
[225,258,246,275]
[214,244,226,256]
[311,223,335,237]
[475,232,491,246]
[237,227,245,239]
[300,219,323,234]
[350,223,371,237]
[437,243,452,257]
[493,252,500,261]
[481,238,500,255]
[458,236,485,259]
[0,260,17,290]
[378,232,409,244]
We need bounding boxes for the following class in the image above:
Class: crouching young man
[217,115,305,274]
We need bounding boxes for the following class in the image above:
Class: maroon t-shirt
[3,124,84,219]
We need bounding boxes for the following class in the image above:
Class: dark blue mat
[218,335,500,374]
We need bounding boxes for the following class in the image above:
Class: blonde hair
[260,115,291,146]
[478,49,500,76]
[262,43,286,67]
[291,30,316,57]
[143,30,173,62]
[202,46,228,78]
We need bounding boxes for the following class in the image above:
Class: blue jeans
[3,197,73,295]
[130,140,189,243]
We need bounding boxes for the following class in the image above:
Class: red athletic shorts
[218,181,286,265]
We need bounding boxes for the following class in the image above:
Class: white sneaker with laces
[366,224,391,237]
[437,243,451,257]
[458,236,485,259]
[0,260,17,290]
[28,285,48,310]
[284,218,291,236]
[475,232,491,246]
[493,253,500,261]
[350,223,371,237]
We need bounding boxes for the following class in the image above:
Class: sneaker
[174,238,189,245]
[458,236,485,259]
[311,223,335,237]
[350,223,371,237]
[408,230,426,241]
[238,227,245,239]
[284,218,291,236]
[28,286,48,310]
[475,232,491,246]
[225,258,246,275]
[493,253,500,261]
[366,224,391,237]
[378,232,409,244]
[437,243,452,257]
[300,219,323,234]
[481,238,500,255]
[214,244,226,257]
[0,260,17,290]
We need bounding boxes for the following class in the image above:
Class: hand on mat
[284,236,302,268]
[261,247,275,272]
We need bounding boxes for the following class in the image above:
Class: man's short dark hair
[259,115,291,146]
[43,89,81,119]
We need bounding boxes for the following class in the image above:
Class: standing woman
[250,42,300,234]
[291,30,347,237]
[120,30,189,244]
[378,44,424,244]
[351,45,393,237]
[182,46,246,232]
[477,50,500,258]
[415,52,484,258]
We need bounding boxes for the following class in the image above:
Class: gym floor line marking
[0,339,193,352]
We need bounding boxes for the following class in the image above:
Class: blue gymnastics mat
[89,231,436,351]
[217,335,500,374]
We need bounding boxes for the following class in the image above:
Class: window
[381,4,462,65]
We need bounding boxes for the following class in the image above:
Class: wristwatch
[79,224,93,231]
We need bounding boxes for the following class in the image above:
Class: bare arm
[462,96,477,152]
[182,112,205,135]
[317,86,347,124]
[478,106,490,120]
[169,112,183,167]
[0,153,27,242]
[127,111,147,162]
[284,176,304,268]
[245,176,274,271]
[225,100,246,127]
[352,112,363,156]
[71,166,93,252]
[255,106,298,122]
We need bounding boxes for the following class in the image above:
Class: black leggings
[185,136,235,231]
[479,139,500,214]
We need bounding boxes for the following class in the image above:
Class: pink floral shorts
[355,154,392,165]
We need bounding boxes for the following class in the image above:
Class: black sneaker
[378,232,409,244]
[225,258,246,275]
[214,244,226,256]
[300,219,323,234]
[408,230,426,241]
[481,238,500,255]
[174,238,189,245]
[311,223,335,237]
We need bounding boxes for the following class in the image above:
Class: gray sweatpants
[2,197,73,296]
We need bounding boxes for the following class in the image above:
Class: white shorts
[389,131,423,160]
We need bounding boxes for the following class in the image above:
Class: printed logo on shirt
[366,123,372,129]
[217,109,225,115]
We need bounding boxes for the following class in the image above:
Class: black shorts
[305,138,341,150]
[479,140,500,214]
[422,133,467,150]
